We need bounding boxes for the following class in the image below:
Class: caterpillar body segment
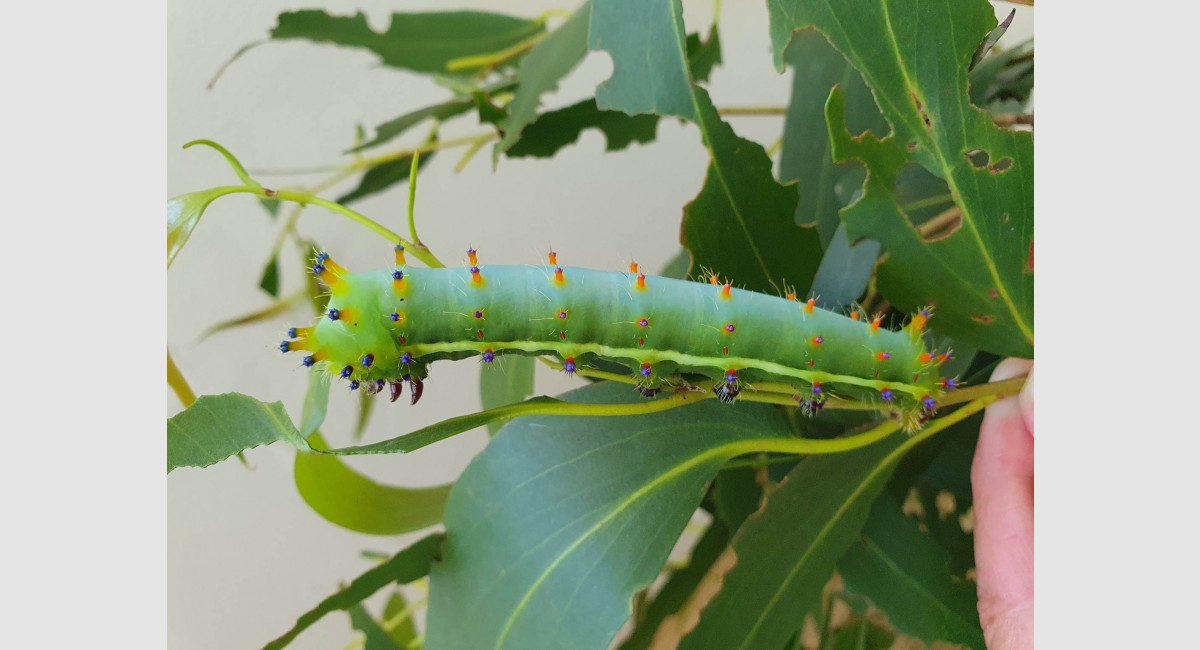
[282,252,947,417]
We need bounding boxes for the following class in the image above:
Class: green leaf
[353,388,376,440]
[299,373,331,438]
[260,199,281,219]
[839,495,984,649]
[425,381,795,649]
[351,99,474,153]
[260,533,442,650]
[480,355,535,436]
[619,520,731,650]
[769,0,1034,356]
[381,591,418,647]
[659,247,692,280]
[167,187,240,268]
[338,152,433,205]
[295,432,451,536]
[259,256,280,296]
[969,39,1034,114]
[778,29,888,246]
[495,2,591,156]
[504,99,659,158]
[821,609,896,650]
[685,26,722,83]
[347,603,402,650]
[810,224,879,310]
[269,10,545,74]
[710,465,763,532]
[167,393,311,473]
[678,427,929,649]
[591,0,824,296]
[196,289,309,343]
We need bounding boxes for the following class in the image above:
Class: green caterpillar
[280,247,954,420]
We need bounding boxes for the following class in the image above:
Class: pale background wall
[167,2,1031,648]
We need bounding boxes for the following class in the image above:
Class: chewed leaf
[495,2,591,157]
[770,0,1034,357]
[269,10,544,74]
[167,393,311,473]
[504,99,659,158]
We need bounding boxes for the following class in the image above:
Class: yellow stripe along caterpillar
[280,248,954,424]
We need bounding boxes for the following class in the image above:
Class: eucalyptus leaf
[480,355,535,436]
[269,10,544,74]
[380,591,418,647]
[260,533,442,650]
[295,432,451,536]
[769,0,1034,356]
[167,393,311,473]
[425,381,796,649]
[347,603,402,650]
[338,151,434,205]
[167,187,241,268]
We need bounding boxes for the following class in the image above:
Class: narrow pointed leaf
[269,10,544,74]
[167,393,311,473]
[502,99,659,158]
[338,152,434,205]
[425,381,796,649]
[495,2,591,156]
[295,432,451,536]
[167,187,242,268]
[258,256,280,296]
[769,0,1034,356]
[260,533,442,650]
[197,289,308,343]
[381,592,418,647]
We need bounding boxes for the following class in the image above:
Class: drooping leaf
[710,465,763,532]
[353,388,376,440]
[295,432,451,536]
[504,99,659,158]
[260,533,442,650]
[678,424,939,649]
[590,0,823,296]
[167,187,241,268]
[769,0,1034,357]
[659,247,693,280]
[495,2,592,156]
[259,255,280,296]
[347,603,402,650]
[298,372,331,438]
[269,10,544,74]
[480,355,536,435]
[970,9,1016,70]
[337,151,434,205]
[350,99,475,154]
[620,520,731,650]
[167,393,311,473]
[839,495,985,649]
[425,381,796,649]
[196,289,309,343]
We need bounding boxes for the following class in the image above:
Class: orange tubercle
[720,283,732,300]
[321,256,348,277]
[394,245,406,266]
[805,298,816,314]
[630,261,639,274]
[919,352,933,364]
[909,313,928,333]
[636,273,646,290]
[786,292,797,302]
[553,267,566,285]
[851,312,861,321]
[870,317,882,333]
[548,250,558,266]
[709,274,720,285]
[467,248,478,266]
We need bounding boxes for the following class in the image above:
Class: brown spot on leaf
[911,94,932,130]
[935,490,957,520]
[988,157,1013,173]
[972,314,996,325]
[987,288,1000,299]
[1001,212,1010,223]
[906,141,917,152]
[1026,241,1034,273]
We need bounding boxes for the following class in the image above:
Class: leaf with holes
[590,0,825,296]
[424,381,796,649]
[269,10,544,75]
[769,0,1034,357]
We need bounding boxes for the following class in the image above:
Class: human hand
[972,359,1034,649]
